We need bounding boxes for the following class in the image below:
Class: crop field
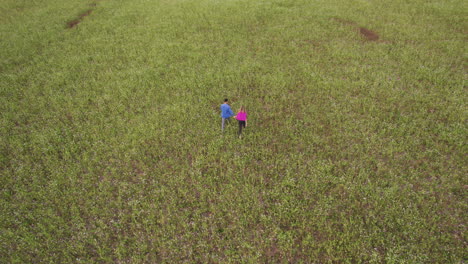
[1,0,466,262]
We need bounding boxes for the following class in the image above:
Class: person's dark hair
[224,98,229,102]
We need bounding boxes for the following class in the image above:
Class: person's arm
[229,108,235,117]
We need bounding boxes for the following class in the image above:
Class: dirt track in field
[67,9,92,28]
[359,27,379,41]
[67,1,100,29]
[333,17,380,41]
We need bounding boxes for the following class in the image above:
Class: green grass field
[1,0,466,262]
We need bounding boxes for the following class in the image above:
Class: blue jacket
[220,103,234,118]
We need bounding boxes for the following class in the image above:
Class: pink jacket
[236,111,247,121]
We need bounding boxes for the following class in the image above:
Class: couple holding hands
[220,98,248,137]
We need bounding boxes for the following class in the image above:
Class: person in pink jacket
[234,105,247,137]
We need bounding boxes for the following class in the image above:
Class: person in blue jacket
[220,98,235,132]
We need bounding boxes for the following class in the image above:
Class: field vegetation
[1,0,466,262]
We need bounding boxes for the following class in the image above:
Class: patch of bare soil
[333,17,381,42]
[359,27,379,41]
[67,19,81,29]
[67,0,102,29]
[67,9,93,28]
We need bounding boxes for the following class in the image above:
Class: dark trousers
[238,120,246,135]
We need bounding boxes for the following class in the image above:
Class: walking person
[220,98,234,132]
[235,105,247,138]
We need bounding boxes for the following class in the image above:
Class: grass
[1,0,466,262]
